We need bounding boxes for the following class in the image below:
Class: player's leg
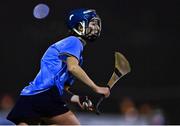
[34,86,80,125]
[18,122,28,126]
[47,110,80,125]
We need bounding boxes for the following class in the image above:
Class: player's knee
[70,117,80,125]
[49,111,80,125]
[18,122,28,126]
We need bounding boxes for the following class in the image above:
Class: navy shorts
[7,86,69,125]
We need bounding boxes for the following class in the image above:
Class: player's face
[85,18,101,41]
[86,19,101,36]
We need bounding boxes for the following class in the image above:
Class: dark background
[0,0,179,124]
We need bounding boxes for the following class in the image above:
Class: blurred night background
[0,0,179,125]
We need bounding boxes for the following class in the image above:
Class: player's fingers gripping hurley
[96,86,110,98]
[95,52,131,115]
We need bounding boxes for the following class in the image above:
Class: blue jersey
[21,36,83,96]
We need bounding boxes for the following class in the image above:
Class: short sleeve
[58,36,83,61]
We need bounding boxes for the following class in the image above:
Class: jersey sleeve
[58,36,83,61]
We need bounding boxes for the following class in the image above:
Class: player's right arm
[66,56,110,97]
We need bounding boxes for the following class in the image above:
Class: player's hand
[95,86,110,98]
[79,96,94,111]
[71,95,94,111]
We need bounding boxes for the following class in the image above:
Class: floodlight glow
[33,3,49,19]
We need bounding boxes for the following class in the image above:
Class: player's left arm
[63,84,78,103]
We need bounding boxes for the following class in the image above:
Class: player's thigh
[48,110,80,125]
